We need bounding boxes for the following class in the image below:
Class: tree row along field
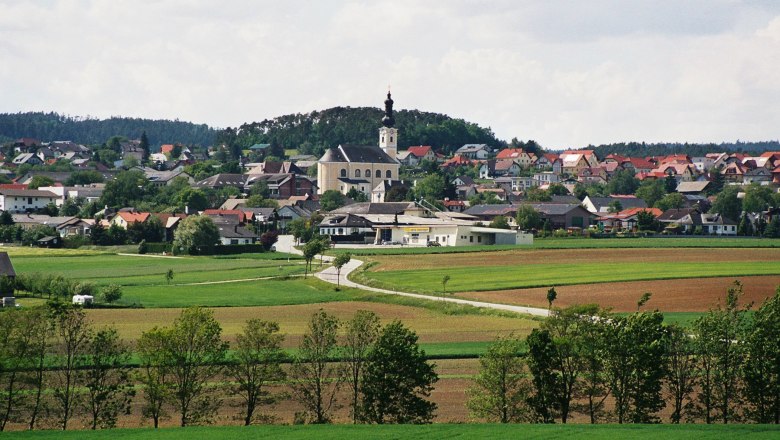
[4,424,780,439]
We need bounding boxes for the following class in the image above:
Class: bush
[138,239,148,254]
[190,244,267,255]
[144,242,172,254]
[100,284,123,303]
[260,230,279,251]
[63,234,91,249]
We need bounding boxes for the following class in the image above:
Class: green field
[361,261,780,294]
[334,237,780,256]
[5,423,780,439]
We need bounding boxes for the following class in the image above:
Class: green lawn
[5,423,780,439]
[361,261,780,294]
[334,237,780,256]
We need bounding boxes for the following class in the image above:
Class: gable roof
[496,148,528,159]
[407,146,433,158]
[331,202,418,215]
[676,181,710,193]
[456,144,490,154]
[116,212,151,223]
[0,252,16,278]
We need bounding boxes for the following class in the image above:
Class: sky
[1,0,780,148]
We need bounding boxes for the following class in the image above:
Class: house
[111,211,151,229]
[495,176,534,192]
[12,214,91,236]
[246,161,303,175]
[194,173,248,191]
[582,196,648,214]
[443,198,467,213]
[0,189,59,213]
[452,175,475,187]
[721,162,746,183]
[493,159,522,177]
[371,179,408,203]
[676,181,710,195]
[399,146,436,166]
[535,153,562,173]
[743,167,772,184]
[244,173,316,199]
[700,213,738,235]
[441,155,477,170]
[560,154,591,176]
[533,172,561,188]
[249,143,271,154]
[455,144,490,160]
[496,149,535,167]
[577,167,608,185]
[136,167,195,187]
[596,208,663,232]
[531,203,596,230]
[277,204,314,231]
[319,214,374,242]
[11,153,43,166]
[657,208,701,234]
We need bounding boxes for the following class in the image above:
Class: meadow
[4,423,780,439]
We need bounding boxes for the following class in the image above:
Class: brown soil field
[457,275,780,312]
[367,248,780,271]
[87,302,538,346]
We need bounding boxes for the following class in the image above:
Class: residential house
[533,171,561,188]
[318,214,374,242]
[11,153,43,166]
[0,189,59,213]
[582,195,648,214]
[535,153,563,173]
[277,204,314,231]
[452,175,475,187]
[496,148,535,167]
[743,167,772,184]
[531,203,596,230]
[578,167,608,185]
[721,162,746,183]
[495,176,534,193]
[596,207,663,233]
[371,179,408,203]
[560,153,591,176]
[210,214,259,245]
[399,146,436,166]
[455,144,490,160]
[443,198,467,213]
[441,155,477,170]
[676,181,710,195]
[111,211,151,229]
[11,214,91,236]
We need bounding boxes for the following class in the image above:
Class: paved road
[277,235,550,318]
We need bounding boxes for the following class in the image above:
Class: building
[0,189,60,213]
[455,144,491,160]
[317,92,401,196]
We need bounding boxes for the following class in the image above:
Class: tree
[742,183,774,214]
[765,217,780,238]
[637,210,659,232]
[693,281,749,424]
[0,310,32,431]
[526,187,552,202]
[165,269,174,284]
[320,190,347,212]
[100,170,151,208]
[743,287,780,423]
[291,310,342,424]
[0,210,12,226]
[165,307,229,426]
[127,216,164,244]
[83,327,134,429]
[635,179,666,208]
[441,275,451,298]
[600,311,668,423]
[516,204,542,231]
[139,131,150,160]
[655,192,685,211]
[489,215,511,230]
[607,200,623,213]
[332,252,351,288]
[606,169,640,195]
[346,187,369,203]
[738,213,754,236]
[302,237,329,278]
[546,287,557,310]
[51,305,93,430]
[178,188,209,212]
[526,329,560,423]
[664,173,678,193]
[548,183,569,196]
[665,323,698,424]
[413,174,446,202]
[28,175,54,189]
[343,310,380,423]
[137,328,171,428]
[66,170,105,186]
[172,215,220,255]
[711,186,742,222]
[467,335,531,423]
[100,284,122,304]
[361,321,438,424]
[230,319,286,425]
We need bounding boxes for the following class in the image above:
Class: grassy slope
[5,424,780,439]
[361,261,780,294]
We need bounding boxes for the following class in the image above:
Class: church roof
[319,144,397,164]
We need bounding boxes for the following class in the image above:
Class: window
[338,228,343,235]
[390,136,394,142]
[478,236,482,243]
[340,169,347,177]
[469,236,473,243]
[365,169,371,178]
[386,170,392,179]
[355,169,361,177]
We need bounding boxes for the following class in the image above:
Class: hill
[216,106,504,157]
[0,112,217,147]
[588,140,780,159]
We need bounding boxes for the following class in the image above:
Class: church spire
[382,90,395,128]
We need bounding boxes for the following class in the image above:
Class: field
[5,424,780,439]
[335,237,780,256]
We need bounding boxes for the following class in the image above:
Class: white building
[0,189,60,213]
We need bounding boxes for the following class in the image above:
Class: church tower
[378,91,398,160]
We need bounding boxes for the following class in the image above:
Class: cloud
[0,0,779,147]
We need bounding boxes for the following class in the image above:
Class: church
[316,91,401,196]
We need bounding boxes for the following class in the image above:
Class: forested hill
[217,106,504,156]
[0,112,217,147]
[588,141,780,159]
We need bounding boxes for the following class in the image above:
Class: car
[381,240,402,245]
[426,241,441,247]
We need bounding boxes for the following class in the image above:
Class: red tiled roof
[442,156,476,167]
[625,157,655,169]
[598,207,663,221]
[160,144,175,154]
[117,212,151,223]
[496,148,526,159]
[443,200,465,207]
[407,146,433,158]
[203,209,253,223]
[0,184,28,190]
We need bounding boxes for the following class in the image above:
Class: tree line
[217,106,503,157]
[0,112,216,147]
[469,282,780,424]
[0,306,437,431]
[588,141,780,159]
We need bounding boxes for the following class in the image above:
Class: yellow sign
[402,227,430,233]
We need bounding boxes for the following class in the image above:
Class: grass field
[360,261,780,294]
[335,237,780,255]
[5,423,780,439]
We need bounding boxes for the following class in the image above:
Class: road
[276,235,550,318]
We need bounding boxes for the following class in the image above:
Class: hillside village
[1,92,779,252]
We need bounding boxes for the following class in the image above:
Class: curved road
[276,235,549,318]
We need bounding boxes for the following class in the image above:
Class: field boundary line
[117,253,186,259]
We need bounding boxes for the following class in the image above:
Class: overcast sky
[2,0,780,148]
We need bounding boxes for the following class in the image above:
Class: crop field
[5,423,780,439]
[358,248,780,294]
[457,275,780,313]
[85,301,538,346]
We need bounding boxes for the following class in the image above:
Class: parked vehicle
[426,241,441,247]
